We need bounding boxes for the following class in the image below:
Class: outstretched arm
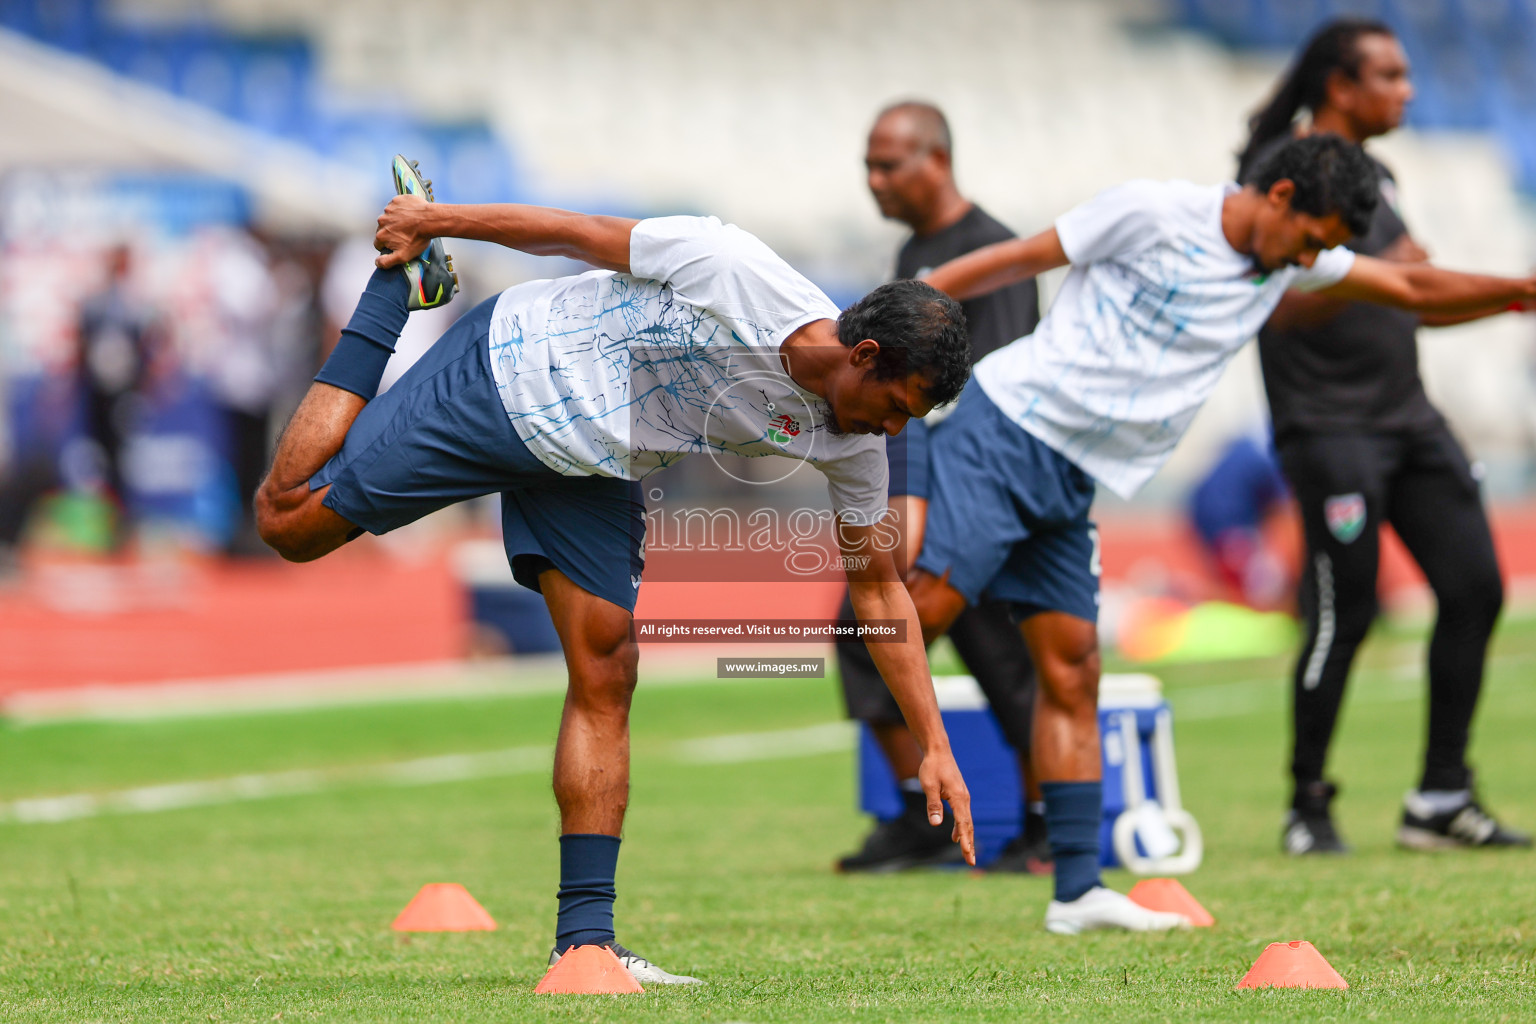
[1418,297,1535,327]
[922,227,1070,302]
[1319,254,1536,316]
[840,523,975,865]
[373,195,638,273]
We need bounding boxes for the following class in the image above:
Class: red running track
[6,505,1536,695]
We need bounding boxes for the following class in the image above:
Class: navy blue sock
[314,267,411,400]
[1042,780,1102,903]
[554,833,620,953]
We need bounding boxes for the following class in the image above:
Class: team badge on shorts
[1324,493,1366,544]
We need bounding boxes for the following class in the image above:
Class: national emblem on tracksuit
[1324,493,1366,544]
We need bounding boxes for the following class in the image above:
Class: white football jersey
[975,180,1355,498]
[487,216,888,523]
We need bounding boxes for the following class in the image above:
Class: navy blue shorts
[915,383,1100,623]
[885,418,930,499]
[312,295,646,612]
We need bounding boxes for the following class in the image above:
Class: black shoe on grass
[983,811,1053,875]
[1282,780,1349,856]
[1398,792,1532,850]
[836,795,963,873]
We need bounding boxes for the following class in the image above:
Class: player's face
[1339,33,1413,139]
[825,364,936,438]
[865,119,938,227]
[1252,187,1355,272]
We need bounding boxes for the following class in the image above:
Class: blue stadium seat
[1253,0,1333,48]
[1181,0,1265,46]
[1,0,98,53]
[234,39,315,138]
[111,32,179,94]
[429,125,518,204]
[178,37,242,117]
[1176,0,1536,193]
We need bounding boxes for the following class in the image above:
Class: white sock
[1408,789,1471,815]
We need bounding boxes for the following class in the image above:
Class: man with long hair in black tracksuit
[1239,18,1530,855]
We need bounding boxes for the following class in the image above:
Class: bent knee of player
[1035,627,1101,713]
[906,568,966,642]
[567,636,640,714]
[255,482,352,563]
[1433,560,1504,625]
[1039,658,1100,717]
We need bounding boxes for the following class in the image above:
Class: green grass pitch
[2,618,1534,1022]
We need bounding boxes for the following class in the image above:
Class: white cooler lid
[930,672,1163,711]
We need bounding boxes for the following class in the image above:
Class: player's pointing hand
[374,194,434,268]
[920,748,975,866]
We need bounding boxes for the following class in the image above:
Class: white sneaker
[1044,886,1190,935]
[547,941,703,985]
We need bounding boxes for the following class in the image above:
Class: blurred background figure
[1239,17,1528,856]
[1186,431,1292,611]
[180,227,285,556]
[75,242,156,549]
[834,101,1047,875]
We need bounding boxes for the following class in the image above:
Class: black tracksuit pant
[1278,423,1503,794]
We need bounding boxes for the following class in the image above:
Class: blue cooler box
[858,673,1177,868]
[452,539,562,655]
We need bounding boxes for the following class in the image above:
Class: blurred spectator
[192,228,286,555]
[0,331,57,576]
[76,243,157,548]
[1187,432,1292,609]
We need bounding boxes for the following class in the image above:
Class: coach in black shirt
[834,102,1047,873]
[1239,19,1528,855]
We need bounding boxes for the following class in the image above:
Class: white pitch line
[1,651,787,727]
[674,722,855,764]
[0,745,553,826]
[0,722,860,827]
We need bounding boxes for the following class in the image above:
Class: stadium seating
[0,0,517,204]
[1175,0,1536,188]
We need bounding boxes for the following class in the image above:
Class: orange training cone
[1127,878,1215,927]
[1237,941,1348,990]
[535,944,645,994]
[391,883,498,932]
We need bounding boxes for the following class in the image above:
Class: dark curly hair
[1248,133,1378,238]
[836,279,970,406]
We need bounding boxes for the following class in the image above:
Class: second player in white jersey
[904,133,1536,937]
[975,179,1353,498]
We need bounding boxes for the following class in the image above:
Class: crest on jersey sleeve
[1324,493,1367,544]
